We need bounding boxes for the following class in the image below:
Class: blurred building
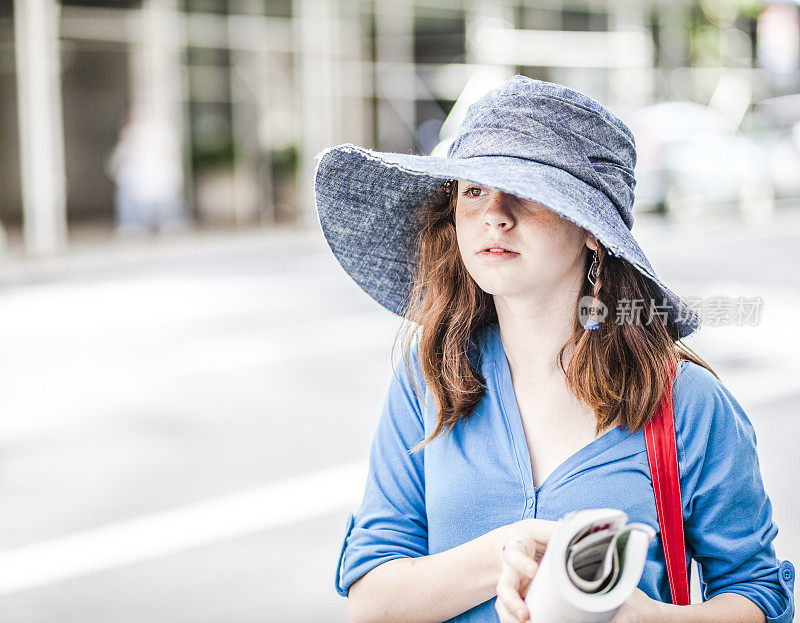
[0,0,798,255]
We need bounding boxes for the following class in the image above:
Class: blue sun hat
[313,74,701,339]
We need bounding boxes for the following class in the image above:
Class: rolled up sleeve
[676,362,795,622]
[334,348,429,598]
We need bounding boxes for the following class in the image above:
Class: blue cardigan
[334,322,795,622]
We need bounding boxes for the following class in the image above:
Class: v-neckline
[489,323,628,500]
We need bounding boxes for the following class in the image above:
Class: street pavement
[0,208,798,622]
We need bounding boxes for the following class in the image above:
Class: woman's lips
[478,250,520,261]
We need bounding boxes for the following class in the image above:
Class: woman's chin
[476,281,528,298]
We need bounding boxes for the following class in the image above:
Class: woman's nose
[483,192,515,228]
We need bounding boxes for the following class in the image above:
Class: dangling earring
[443,179,455,192]
[587,248,599,286]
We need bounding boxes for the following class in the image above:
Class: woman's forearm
[347,526,508,623]
[656,592,766,623]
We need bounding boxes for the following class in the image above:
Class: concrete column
[128,0,186,225]
[13,0,68,256]
[374,0,415,151]
[337,2,368,148]
[657,4,693,100]
[607,2,654,111]
[465,0,515,70]
[251,48,277,225]
[229,19,262,227]
[293,0,338,229]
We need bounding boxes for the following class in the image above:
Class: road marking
[0,311,404,442]
[0,460,368,596]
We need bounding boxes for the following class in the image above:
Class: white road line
[0,460,368,596]
[0,311,405,442]
[162,311,404,377]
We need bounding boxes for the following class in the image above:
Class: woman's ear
[585,234,598,252]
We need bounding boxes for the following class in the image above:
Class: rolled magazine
[524,508,656,623]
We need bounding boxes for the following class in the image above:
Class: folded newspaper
[524,508,656,623]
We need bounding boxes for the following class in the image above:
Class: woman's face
[454,180,596,300]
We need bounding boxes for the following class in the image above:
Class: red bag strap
[643,358,691,606]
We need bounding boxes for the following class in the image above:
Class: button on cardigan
[334,322,795,622]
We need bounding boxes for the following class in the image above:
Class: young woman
[313,76,795,623]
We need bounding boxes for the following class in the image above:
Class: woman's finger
[530,538,548,563]
[503,542,538,580]
[497,564,523,594]
[497,578,530,621]
[518,565,536,602]
[495,590,526,623]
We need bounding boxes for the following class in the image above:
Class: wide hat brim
[313,143,701,339]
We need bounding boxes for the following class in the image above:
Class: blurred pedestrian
[106,107,190,236]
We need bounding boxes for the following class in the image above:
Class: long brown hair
[392,182,716,455]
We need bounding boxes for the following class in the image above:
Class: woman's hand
[494,518,558,623]
[609,587,666,623]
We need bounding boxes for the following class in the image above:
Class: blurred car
[625,101,776,223]
[739,93,800,204]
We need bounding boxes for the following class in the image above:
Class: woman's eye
[462,186,486,198]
